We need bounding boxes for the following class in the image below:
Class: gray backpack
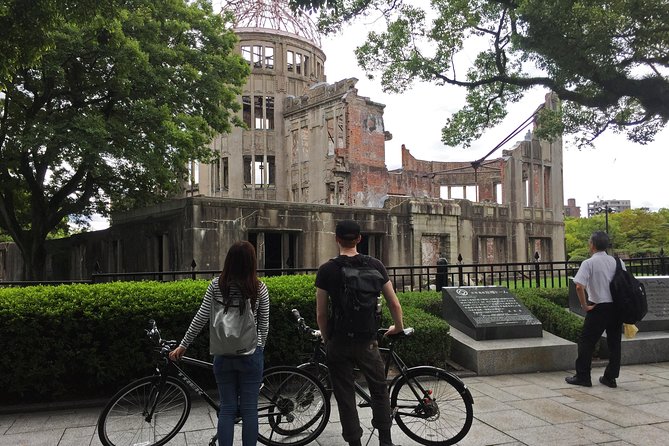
[209,280,257,356]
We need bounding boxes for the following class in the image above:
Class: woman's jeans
[213,347,264,446]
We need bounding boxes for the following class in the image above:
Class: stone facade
[0,23,566,281]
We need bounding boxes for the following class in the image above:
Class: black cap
[335,220,361,241]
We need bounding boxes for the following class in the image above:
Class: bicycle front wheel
[97,375,191,446]
[257,366,330,446]
[391,368,473,446]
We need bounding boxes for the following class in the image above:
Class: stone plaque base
[568,276,669,332]
[442,286,542,341]
[448,327,576,375]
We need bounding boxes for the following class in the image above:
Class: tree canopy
[565,209,669,260]
[290,0,669,147]
[0,0,249,279]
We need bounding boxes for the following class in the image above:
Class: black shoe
[599,376,617,388]
[565,375,592,387]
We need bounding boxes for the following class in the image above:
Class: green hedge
[1,279,584,404]
[513,288,584,344]
[0,276,451,403]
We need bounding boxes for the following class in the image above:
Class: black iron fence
[88,255,668,291]
[3,256,668,290]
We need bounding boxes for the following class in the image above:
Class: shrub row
[0,275,451,403]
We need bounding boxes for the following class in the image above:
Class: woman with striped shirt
[170,241,270,446]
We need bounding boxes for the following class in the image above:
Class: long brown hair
[219,241,259,310]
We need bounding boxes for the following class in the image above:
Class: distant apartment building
[564,198,581,218]
[587,199,631,217]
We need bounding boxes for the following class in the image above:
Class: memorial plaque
[442,286,543,340]
[568,276,669,331]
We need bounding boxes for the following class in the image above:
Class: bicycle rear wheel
[391,367,473,446]
[296,362,332,397]
[257,366,330,446]
[98,375,191,446]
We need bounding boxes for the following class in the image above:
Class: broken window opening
[222,157,229,190]
[243,155,252,184]
[336,114,345,148]
[252,45,262,68]
[264,46,274,69]
[241,45,252,64]
[543,167,551,207]
[212,158,220,192]
[326,118,335,155]
[450,186,465,200]
[303,55,309,76]
[188,160,199,193]
[242,95,251,127]
[253,155,275,187]
[495,182,503,204]
[465,185,477,201]
[254,96,264,129]
[287,50,294,72]
[254,156,264,185]
[265,96,274,130]
[295,53,302,74]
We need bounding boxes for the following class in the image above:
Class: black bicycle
[292,309,474,446]
[97,320,330,446]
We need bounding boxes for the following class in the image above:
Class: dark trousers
[575,302,623,380]
[326,337,392,444]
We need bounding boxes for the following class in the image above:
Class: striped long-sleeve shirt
[179,278,269,350]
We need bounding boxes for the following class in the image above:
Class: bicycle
[291,309,474,446]
[97,320,330,446]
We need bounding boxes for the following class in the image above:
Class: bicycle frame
[171,356,220,411]
[294,310,472,414]
[303,331,417,406]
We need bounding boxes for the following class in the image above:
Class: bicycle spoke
[392,370,473,445]
[99,377,190,446]
[257,367,330,446]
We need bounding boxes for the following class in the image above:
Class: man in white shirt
[566,231,623,388]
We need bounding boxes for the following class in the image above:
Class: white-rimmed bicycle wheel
[391,368,473,445]
[257,366,330,446]
[97,376,191,446]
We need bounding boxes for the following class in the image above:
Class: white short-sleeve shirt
[573,251,620,304]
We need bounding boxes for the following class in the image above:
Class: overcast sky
[319,29,669,214]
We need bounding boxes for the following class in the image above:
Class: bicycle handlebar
[292,309,322,339]
[146,319,178,354]
[290,309,414,341]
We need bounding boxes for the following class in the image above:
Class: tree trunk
[16,236,47,281]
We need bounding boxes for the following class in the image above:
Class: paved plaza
[3,362,669,445]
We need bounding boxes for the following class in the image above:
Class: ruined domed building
[0,0,565,281]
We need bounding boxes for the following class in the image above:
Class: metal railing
[3,256,668,290]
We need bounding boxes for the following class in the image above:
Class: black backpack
[331,255,386,339]
[609,256,648,324]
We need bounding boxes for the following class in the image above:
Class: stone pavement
[3,362,669,446]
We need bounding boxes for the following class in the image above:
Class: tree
[290,0,669,147]
[0,1,117,89]
[0,0,249,279]
[565,209,669,259]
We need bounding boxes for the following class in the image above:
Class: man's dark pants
[326,337,392,444]
[575,302,624,380]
